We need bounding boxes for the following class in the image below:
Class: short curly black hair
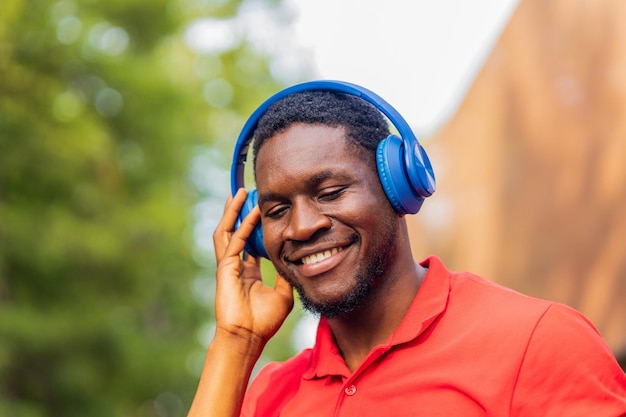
[252,90,391,173]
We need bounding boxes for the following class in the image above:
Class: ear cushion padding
[376,135,425,215]
[237,189,268,259]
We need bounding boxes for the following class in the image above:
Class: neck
[327,254,426,372]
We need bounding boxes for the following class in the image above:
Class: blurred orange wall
[409,0,626,354]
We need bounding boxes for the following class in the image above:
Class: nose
[283,199,331,242]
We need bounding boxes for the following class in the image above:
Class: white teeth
[301,247,342,265]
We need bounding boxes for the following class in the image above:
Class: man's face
[255,123,399,317]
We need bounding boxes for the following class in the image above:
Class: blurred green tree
[0,0,297,415]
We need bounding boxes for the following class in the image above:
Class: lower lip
[297,246,351,278]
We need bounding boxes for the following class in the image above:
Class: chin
[298,280,373,319]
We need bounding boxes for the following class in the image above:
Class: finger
[222,192,233,214]
[221,188,246,225]
[214,189,248,260]
[220,188,248,229]
[222,205,261,259]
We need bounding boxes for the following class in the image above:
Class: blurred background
[0,0,624,416]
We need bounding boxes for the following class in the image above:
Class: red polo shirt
[241,256,626,416]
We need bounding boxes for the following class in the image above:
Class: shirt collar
[303,255,452,380]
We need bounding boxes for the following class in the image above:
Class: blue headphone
[230,80,436,258]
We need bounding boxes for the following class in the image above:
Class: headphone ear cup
[376,135,426,215]
[403,139,436,199]
[236,189,268,258]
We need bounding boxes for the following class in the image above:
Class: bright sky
[185,0,519,136]
[284,0,519,137]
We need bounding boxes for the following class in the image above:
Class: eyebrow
[257,191,284,207]
[257,170,351,207]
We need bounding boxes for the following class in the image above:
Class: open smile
[301,247,345,265]
[290,243,353,278]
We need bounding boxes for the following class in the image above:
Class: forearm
[187,329,266,417]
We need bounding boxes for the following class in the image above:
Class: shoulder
[448,268,608,343]
[253,349,313,386]
[447,268,556,323]
[510,302,626,414]
[522,301,616,364]
[241,349,313,417]
[444,269,626,413]
[448,268,614,352]
[424,256,554,320]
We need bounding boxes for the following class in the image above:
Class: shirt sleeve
[510,303,626,417]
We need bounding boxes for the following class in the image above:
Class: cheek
[261,220,283,258]
[352,198,399,252]
[347,188,396,223]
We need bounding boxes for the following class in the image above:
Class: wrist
[188,327,266,417]
[212,326,267,359]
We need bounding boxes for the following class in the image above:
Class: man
[187,82,626,417]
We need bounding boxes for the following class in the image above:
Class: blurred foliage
[0,0,298,415]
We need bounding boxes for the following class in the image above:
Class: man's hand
[187,189,294,417]
[212,188,294,346]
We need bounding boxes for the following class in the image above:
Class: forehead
[254,123,372,189]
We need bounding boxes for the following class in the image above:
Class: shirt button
[344,384,357,396]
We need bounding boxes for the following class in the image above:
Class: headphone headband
[230,80,419,196]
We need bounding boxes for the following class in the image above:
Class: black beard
[277,225,397,319]
[296,253,385,318]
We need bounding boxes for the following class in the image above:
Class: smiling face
[255,123,400,318]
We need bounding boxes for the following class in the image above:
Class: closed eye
[318,187,346,202]
[264,204,289,219]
